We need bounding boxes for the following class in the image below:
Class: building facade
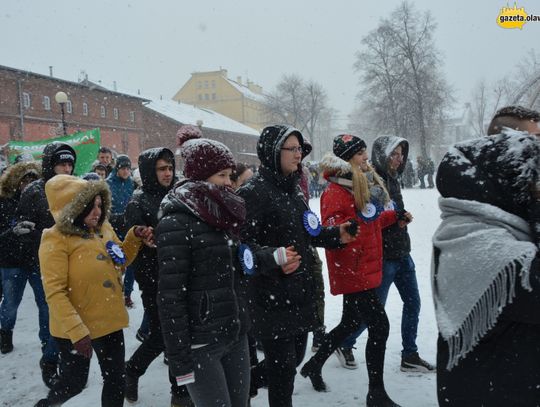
[172,69,267,132]
[0,65,147,160]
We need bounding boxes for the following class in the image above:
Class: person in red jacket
[301,134,407,407]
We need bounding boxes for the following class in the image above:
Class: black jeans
[252,332,308,407]
[312,289,389,387]
[47,330,125,407]
[125,288,183,396]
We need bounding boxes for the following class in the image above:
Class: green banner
[7,129,101,176]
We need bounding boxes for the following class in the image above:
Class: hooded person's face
[54,162,73,175]
[280,135,302,176]
[388,145,404,171]
[155,158,174,187]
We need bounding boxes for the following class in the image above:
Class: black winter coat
[0,196,21,267]
[436,255,540,406]
[15,143,76,269]
[125,147,175,293]
[156,191,243,378]
[371,135,411,259]
[239,165,341,340]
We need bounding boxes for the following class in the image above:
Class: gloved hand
[73,335,93,359]
[13,221,36,236]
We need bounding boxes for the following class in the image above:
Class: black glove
[346,219,358,236]
[396,210,411,223]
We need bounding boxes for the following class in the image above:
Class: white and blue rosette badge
[238,244,256,275]
[358,201,382,222]
[106,241,127,266]
[384,200,397,211]
[303,210,321,236]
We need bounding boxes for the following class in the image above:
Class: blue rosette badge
[106,241,127,266]
[303,210,321,236]
[358,200,383,223]
[238,244,256,275]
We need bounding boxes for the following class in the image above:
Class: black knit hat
[115,155,132,170]
[333,134,367,161]
[52,148,76,168]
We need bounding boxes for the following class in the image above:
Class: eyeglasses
[281,146,303,154]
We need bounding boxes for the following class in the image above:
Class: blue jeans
[342,255,420,356]
[0,267,58,362]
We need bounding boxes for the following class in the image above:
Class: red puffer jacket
[321,182,397,295]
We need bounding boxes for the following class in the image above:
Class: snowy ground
[0,188,441,407]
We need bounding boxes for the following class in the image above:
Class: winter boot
[366,386,401,407]
[125,372,139,403]
[39,358,59,389]
[400,352,435,373]
[0,329,13,354]
[300,358,328,392]
[311,328,325,352]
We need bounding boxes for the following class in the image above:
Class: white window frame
[113,107,119,120]
[100,105,106,118]
[129,111,135,122]
[66,100,72,114]
[43,96,51,110]
[22,92,31,108]
[82,102,88,116]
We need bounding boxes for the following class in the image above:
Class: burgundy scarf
[174,180,246,235]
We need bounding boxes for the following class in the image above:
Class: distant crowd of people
[0,104,538,407]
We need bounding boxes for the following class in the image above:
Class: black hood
[138,147,175,196]
[436,130,540,221]
[257,125,304,174]
[42,142,76,182]
[371,135,409,177]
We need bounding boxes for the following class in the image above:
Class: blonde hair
[350,161,390,211]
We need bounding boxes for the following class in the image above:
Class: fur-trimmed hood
[0,161,41,199]
[320,153,352,178]
[45,174,111,236]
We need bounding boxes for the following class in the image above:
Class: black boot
[300,358,328,392]
[366,386,401,407]
[0,329,13,354]
[39,358,59,389]
[34,399,49,407]
[125,372,139,403]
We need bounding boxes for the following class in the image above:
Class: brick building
[0,65,147,160]
[0,64,260,168]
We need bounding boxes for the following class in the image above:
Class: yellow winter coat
[39,175,143,343]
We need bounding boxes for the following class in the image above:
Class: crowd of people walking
[0,104,538,406]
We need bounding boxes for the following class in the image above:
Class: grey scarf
[432,197,537,370]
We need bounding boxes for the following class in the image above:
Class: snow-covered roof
[145,100,259,136]
[225,78,267,103]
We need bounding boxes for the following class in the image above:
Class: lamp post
[55,91,68,135]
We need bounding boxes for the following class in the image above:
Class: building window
[204,81,209,88]
[113,108,119,120]
[43,96,51,110]
[198,94,203,101]
[204,94,209,100]
[66,100,72,114]
[211,80,216,88]
[100,105,106,118]
[197,81,202,89]
[129,111,135,122]
[22,92,31,109]
[82,102,88,116]
[211,93,216,100]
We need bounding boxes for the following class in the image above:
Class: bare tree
[265,74,330,159]
[351,1,453,158]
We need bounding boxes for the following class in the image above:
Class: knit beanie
[176,125,235,181]
[333,134,367,161]
[115,155,132,170]
[52,148,76,168]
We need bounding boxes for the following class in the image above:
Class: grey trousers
[187,334,250,407]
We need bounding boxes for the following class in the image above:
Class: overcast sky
[2,0,539,128]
